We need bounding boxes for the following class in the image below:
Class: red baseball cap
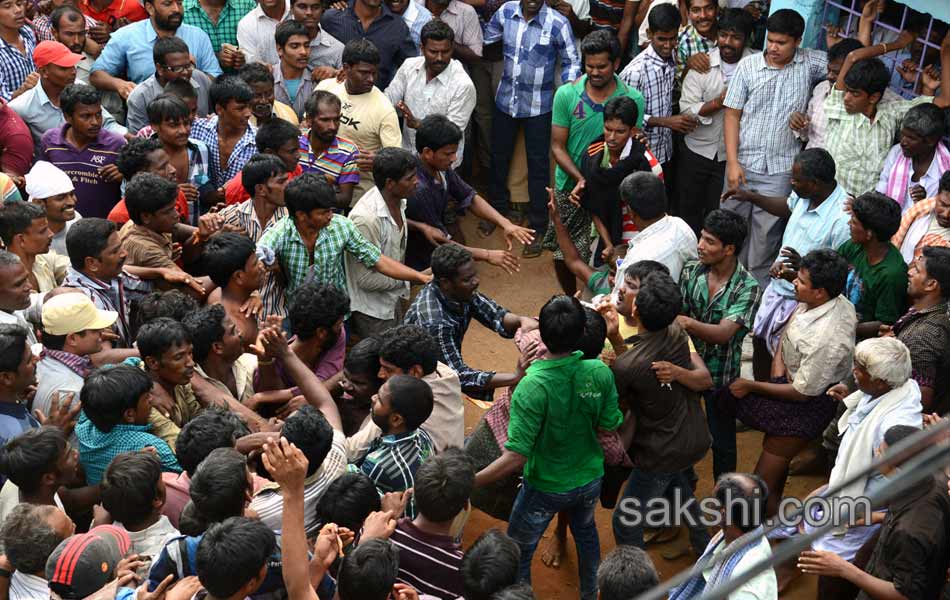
[33,41,83,69]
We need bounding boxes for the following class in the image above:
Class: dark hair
[578,307,607,360]
[304,90,341,120]
[581,29,621,62]
[1,504,64,574]
[50,4,83,30]
[65,218,117,270]
[431,243,473,280]
[539,295,586,354]
[766,8,805,38]
[116,137,164,181]
[241,153,288,196]
[147,94,191,126]
[238,62,274,87]
[793,148,837,185]
[827,37,864,63]
[603,96,639,127]
[209,75,253,112]
[202,231,258,288]
[0,201,45,246]
[342,38,380,66]
[414,448,474,522]
[461,530,520,600]
[283,406,334,477]
[415,114,462,154]
[0,426,67,494]
[153,36,189,65]
[100,451,162,526]
[702,209,748,252]
[491,584,536,600]
[255,118,301,154]
[635,272,681,332]
[800,248,849,298]
[176,409,244,475]
[843,57,890,96]
[386,374,434,431]
[275,19,309,48]
[941,170,950,193]
[196,517,276,598]
[125,172,178,224]
[715,472,768,532]
[182,304,227,363]
[372,147,417,190]
[80,365,153,432]
[135,290,200,328]
[316,472,381,532]
[186,448,251,534]
[901,102,947,139]
[0,323,28,374]
[378,324,438,375]
[717,8,753,39]
[647,2,680,32]
[420,18,454,45]
[337,538,399,600]
[60,84,101,116]
[851,192,901,241]
[288,282,349,340]
[137,317,190,360]
[597,546,659,600]
[921,246,950,299]
[619,172,667,220]
[165,78,197,100]
[285,172,336,217]
[344,336,382,376]
[883,424,921,446]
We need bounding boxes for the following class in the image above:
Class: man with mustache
[384,19,475,170]
[26,161,79,255]
[675,0,718,82]
[419,0,481,64]
[89,0,220,102]
[298,90,360,209]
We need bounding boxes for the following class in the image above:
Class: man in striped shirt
[298,90,360,209]
[390,448,472,599]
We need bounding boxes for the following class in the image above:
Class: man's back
[506,352,623,493]
[391,518,463,599]
[611,324,710,472]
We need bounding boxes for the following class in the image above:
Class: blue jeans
[611,468,711,555]
[489,108,552,234]
[706,389,737,480]
[507,478,602,600]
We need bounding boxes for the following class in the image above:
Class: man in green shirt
[838,191,907,340]
[474,295,622,600]
[543,29,645,282]
[678,209,761,479]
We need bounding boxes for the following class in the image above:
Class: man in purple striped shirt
[389,447,472,599]
[298,90,360,209]
[40,84,126,219]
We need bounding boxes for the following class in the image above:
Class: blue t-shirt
[285,79,302,104]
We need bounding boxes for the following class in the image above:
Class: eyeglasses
[160,63,192,74]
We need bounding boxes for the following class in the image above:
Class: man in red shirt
[0,99,33,184]
[222,117,301,205]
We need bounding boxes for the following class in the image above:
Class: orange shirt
[80,0,148,25]
[107,189,190,225]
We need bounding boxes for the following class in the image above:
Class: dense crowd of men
[0,0,947,597]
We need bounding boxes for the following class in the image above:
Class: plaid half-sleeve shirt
[257,214,381,299]
[403,283,513,398]
[676,25,716,82]
[679,259,762,388]
[349,428,434,519]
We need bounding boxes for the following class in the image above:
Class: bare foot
[539,531,565,568]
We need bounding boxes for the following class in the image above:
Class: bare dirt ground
[455,214,820,599]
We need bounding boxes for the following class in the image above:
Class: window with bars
[822,0,947,98]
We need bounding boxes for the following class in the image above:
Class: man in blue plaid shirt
[404,243,538,400]
[483,0,581,256]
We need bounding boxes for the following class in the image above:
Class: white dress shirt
[613,215,698,297]
[384,57,476,168]
[236,1,292,66]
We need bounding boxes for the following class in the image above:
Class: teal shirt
[76,413,181,485]
[506,351,623,493]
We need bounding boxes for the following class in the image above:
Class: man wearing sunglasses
[125,35,212,133]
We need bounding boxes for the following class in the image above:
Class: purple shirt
[254,332,346,392]
[405,161,475,270]
[40,124,125,219]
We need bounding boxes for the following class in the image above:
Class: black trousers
[676,141,726,235]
